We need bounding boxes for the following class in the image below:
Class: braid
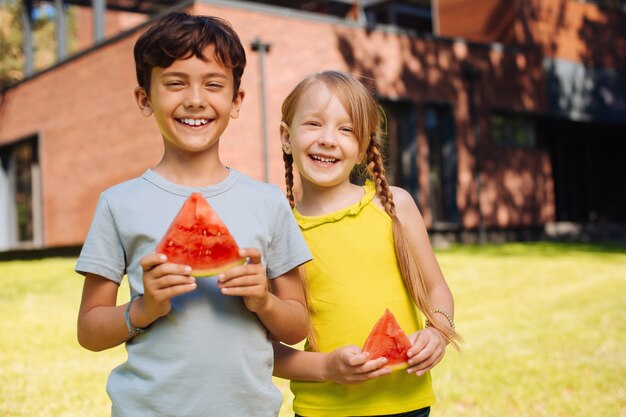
[366,135,395,217]
[366,135,461,349]
[283,152,295,209]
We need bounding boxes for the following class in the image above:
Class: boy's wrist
[129,296,159,329]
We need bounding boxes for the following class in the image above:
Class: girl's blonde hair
[282,71,461,349]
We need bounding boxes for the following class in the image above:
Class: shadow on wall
[331,24,545,229]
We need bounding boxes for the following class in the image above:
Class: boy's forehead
[153,45,232,77]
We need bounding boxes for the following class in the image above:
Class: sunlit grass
[1,242,624,416]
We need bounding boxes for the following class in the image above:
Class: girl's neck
[153,151,228,187]
[297,180,364,216]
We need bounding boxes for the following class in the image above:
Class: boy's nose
[183,87,208,108]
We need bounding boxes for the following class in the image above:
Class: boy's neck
[153,153,229,187]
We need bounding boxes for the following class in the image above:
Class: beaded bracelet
[125,293,146,337]
[425,308,456,331]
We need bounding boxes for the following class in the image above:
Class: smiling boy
[75,12,311,416]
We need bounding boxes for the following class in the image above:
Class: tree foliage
[0,1,23,87]
[0,1,68,88]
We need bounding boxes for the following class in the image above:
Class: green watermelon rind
[191,257,247,278]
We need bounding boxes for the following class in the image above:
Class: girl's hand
[138,253,197,325]
[217,248,270,313]
[325,345,391,384]
[406,327,447,376]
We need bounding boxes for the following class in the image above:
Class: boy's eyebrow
[160,71,228,79]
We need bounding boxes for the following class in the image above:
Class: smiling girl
[273,71,461,417]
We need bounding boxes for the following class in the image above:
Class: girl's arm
[217,248,308,345]
[391,186,456,375]
[273,341,390,384]
[391,186,455,318]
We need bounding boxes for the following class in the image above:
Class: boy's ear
[230,89,245,119]
[280,122,291,155]
[134,87,153,117]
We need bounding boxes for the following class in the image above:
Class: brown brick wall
[0,2,555,248]
[438,0,626,70]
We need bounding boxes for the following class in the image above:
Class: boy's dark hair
[134,12,246,98]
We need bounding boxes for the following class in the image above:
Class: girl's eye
[304,121,320,127]
[341,127,354,133]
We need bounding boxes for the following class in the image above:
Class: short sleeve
[75,194,126,283]
[265,196,312,279]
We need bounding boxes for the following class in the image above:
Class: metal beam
[54,0,67,60]
[251,37,271,183]
[93,0,105,42]
[21,0,34,76]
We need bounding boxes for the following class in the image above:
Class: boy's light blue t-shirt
[75,168,312,417]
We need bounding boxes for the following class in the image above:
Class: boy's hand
[217,248,270,313]
[406,327,447,377]
[137,253,197,325]
[325,346,391,384]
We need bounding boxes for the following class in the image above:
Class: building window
[579,0,626,11]
[380,100,419,202]
[365,1,433,33]
[490,113,536,148]
[244,1,434,33]
[0,137,42,250]
[425,105,458,225]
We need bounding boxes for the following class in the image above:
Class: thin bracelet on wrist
[125,293,146,337]
[425,308,455,331]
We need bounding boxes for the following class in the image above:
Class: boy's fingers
[141,253,167,271]
[152,281,197,300]
[239,248,261,264]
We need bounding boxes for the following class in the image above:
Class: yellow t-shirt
[291,181,435,417]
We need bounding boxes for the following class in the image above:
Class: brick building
[1,0,625,253]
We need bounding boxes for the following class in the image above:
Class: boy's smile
[135,45,244,157]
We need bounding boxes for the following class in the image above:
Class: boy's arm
[77,254,197,351]
[77,273,133,351]
[273,341,390,383]
[217,248,308,345]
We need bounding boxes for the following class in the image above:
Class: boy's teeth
[181,118,208,126]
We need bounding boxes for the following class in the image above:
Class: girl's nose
[317,128,338,147]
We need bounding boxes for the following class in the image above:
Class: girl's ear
[280,122,292,154]
[134,87,153,117]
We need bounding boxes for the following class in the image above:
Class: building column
[93,0,105,42]
[54,0,67,60]
[251,37,271,183]
[21,0,34,76]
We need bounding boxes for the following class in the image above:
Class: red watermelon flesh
[362,308,412,370]
[155,193,245,277]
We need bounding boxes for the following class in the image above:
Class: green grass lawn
[1,242,624,416]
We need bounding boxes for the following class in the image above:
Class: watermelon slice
[362,308,412,370]
[155,193,245,277]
